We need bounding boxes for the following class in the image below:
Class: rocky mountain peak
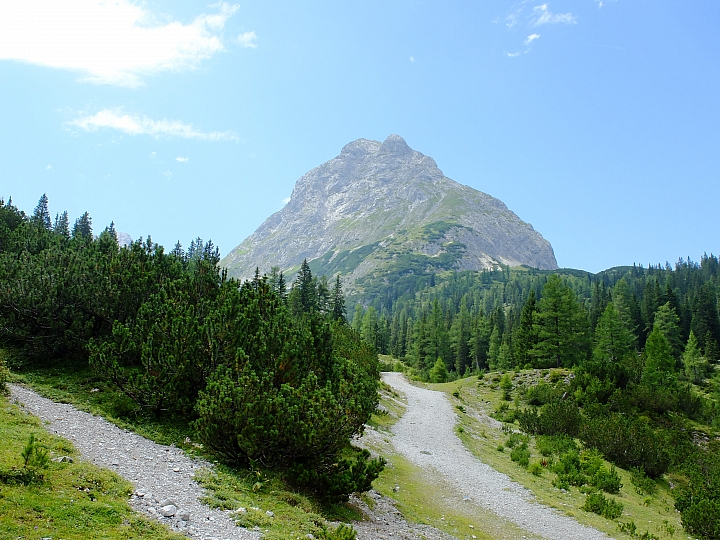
[380,134,413,156]
[221,135,558,291]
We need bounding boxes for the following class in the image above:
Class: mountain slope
[221,135,557,289]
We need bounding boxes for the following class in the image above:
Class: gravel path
[381,372,612,540]
[9,384,260,540]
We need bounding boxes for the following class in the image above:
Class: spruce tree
[514,290,538,367]
[331,275,347,322]
[71,211,92,240]
[295,259,317,313]
[31,193,51,230]
[652,302,683,361]
[530,274,589,368]
[53,211,70,238]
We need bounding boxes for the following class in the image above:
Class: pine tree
[171,241,185,260]
[514,290,538,367]
[71,211,92,240]
[31,194,51,230]
[487,325,501,370]
[530,274,589,368]
[682,331,709,384]
[53,211,70,238]
[652,302,683,361]
[295,259,317,313]
[104,221,118,242]
[331,275,347,323]
[429,357,448,383]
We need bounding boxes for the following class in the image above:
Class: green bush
[192,281,383,502]
[289,449,386,504]
[510,443,531,468]
[0,349,10,395]
[517,399,581,437]
[678,497,720,539]
[318,523,357,540]
[582,492,624,520]
[629,467,657,495]
[592,465,622,494]
[504,433,529,449]
[579,410,670,477]
[525,380,559,406]
[535,435,577,457]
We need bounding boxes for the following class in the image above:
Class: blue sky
[1,1,718,273]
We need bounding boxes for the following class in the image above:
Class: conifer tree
[652,302,683,361]
[31,193,51,230]
[593,302,635,364]
[104,221,118,242]
[331,275,347,322]
[514,290,538,367]
[295,259,317,313]
[682,331,709,384]
[429,357,448,383]
[53,211,70,238]
[642,327,676,386]
[530,274,589,368]
[71,211,92,240]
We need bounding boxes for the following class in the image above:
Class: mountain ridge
[221,135,558,289]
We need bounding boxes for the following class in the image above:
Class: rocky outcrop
[221,135,557,286]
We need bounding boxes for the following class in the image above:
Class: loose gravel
[9,384,260,540]
[381,372,612,540]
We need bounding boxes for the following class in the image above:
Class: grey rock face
[221,135,557,285]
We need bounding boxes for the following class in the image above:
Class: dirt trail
[381,372,612,540]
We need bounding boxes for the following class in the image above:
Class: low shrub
[510,443,531,468]
[535,435,577,457]
[630,467,657,496]
[582,492,624,520]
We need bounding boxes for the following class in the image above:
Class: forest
[0,195,384,503]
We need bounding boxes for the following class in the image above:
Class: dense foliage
[0,196,383,502]
[350,251,720,538]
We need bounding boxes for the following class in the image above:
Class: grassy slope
[433,370,690,540]
[0,394,185,540]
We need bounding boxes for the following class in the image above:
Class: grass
[433,370,691,540]
[6,360,378,539]
[0,394,186,540]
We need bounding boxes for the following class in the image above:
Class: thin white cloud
[162,170,172,180]
[409,56,415,63]
[237,31,257,49]
[46,165,52,170]
[282,197,291,204]
[525,33,541,45]
[176,156,189,162]
[0,1,244,87]
[150,151,156,158]
[69,109,240,142]
[531,4,576,26]
[506,52,521,58]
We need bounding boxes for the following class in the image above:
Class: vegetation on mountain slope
[0,195,384,509]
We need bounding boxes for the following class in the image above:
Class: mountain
[221,135,557,293]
